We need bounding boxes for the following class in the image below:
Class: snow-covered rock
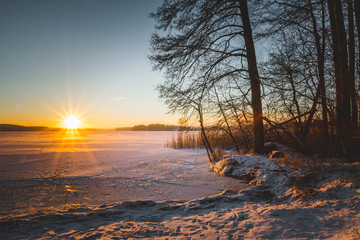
[211,153,360,203]
[211,154,290,198]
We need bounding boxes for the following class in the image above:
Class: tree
[258,0,331,153]
[307,0,329,147]
[327,0,353,157]
[355,0,360,128]
[157,81,217,162]
[355,0,360,70]
[238,0,264,153]
[347,0,358,130]
[150,0,265,156]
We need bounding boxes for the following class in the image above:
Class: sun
[64,116,81,130]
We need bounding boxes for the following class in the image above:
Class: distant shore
[115,124,190,131]
[0,123,195,131]
[0,124,56,131]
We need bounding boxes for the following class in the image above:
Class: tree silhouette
[327,0,353,157]
[150,0,264,156]
[150,0,359,158]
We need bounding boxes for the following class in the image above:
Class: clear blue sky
[0,0,179,128]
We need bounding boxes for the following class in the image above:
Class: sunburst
[63,115,81,130]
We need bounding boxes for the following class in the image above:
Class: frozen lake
[0,131,246,216]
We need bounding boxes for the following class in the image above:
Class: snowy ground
[1,145,360,239]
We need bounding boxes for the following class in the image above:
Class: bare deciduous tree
[150,0,265,157]
[327,0,353,157]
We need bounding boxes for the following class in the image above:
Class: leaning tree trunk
[327,0,353,158]
[239,0,265,154]
[198,105,216,163]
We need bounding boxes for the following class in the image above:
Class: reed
[166,131,203,149]
[166,129,251,155]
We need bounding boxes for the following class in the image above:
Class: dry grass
[346,228,360,240]
[292,185,316,200]
[286,172,318,200]
[166,130,248,152]
[276,155,305,171]
[166,131,203,149]
[277,153,328,173]
[339,175,360,187]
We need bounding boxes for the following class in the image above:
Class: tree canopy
[150,0,360,160]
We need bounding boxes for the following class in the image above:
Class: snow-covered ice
[1,135,359,239]
[0,131,245,217]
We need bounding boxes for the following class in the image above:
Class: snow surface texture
[0,131,246,216]
[1,148,360,239]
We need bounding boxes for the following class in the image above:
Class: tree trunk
[355,0,360,67]
[353,0,360,127]
[287,67,302,134]
[320,0,329,152]
[347,0,358,130]
[198,105,216,163]
[308,0,328,154]
[327,0,353,158]
[239,0,265,154]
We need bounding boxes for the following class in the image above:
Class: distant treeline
[1,123,198,132]
[0,124,50,131]
[115,124,197,131]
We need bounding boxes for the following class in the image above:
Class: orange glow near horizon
[6,90,180,129]
[41,96,91,129]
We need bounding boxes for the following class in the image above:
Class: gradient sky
[0,0,179,128]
